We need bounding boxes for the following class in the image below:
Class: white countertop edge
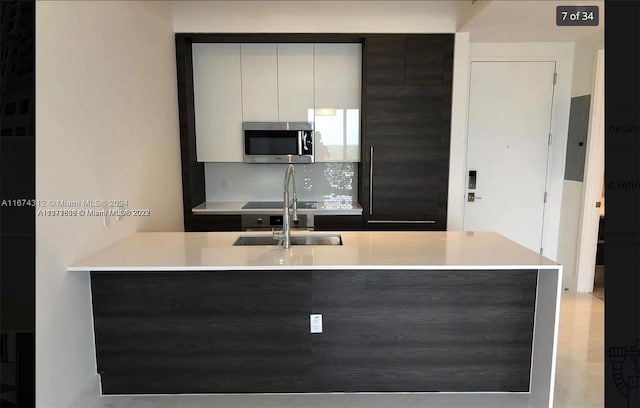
[69,265,562,272]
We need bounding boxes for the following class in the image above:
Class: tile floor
[553,292,604,408]
[82,292,604,408]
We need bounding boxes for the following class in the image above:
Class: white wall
[557,180,584,289]
[557,35,604,290]
[571,36,604,97]
[467,42,575,261]
[36,2,182,406]
[447,32,470,230]
[171,1,458,33]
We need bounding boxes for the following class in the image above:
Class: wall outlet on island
[310,314,323,333]
[221,178,230,191]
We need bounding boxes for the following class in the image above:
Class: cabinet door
[365,85,450,226]
[241,44,278,122]
[277,43,314,122]
[361,35,453,229]
[92,271,311,394]
[311,270,537,392]
[185,215,241,232]
[365,37,405,85]
[192,44,243,162]
[314,44,362,162]
[405,36,454,85]
[313,215,363,231]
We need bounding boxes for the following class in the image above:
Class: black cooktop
[242,201,318,209]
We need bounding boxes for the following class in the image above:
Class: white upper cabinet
[193,43,362,163]
[241,44,278,122]
[313,44,362,162]
[192,44,243,162]
[277,44,315,123]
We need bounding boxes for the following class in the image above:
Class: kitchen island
[69,231,562,408]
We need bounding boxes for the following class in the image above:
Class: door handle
[297,131,303,155]
[468,192,483,202]
[367,220,436,224]
[369,146,374,216]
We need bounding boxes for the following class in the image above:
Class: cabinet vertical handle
[369,145,374,216]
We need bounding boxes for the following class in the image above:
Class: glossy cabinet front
[277,43,315,123]
[192,43,361,163]
[192,43,243,162]
[240,44,279,122]
[313,44,362,162]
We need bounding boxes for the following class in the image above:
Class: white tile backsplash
[205,162,358,203]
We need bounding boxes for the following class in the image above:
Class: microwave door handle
[297,131,303,155]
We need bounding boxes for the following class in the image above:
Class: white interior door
[464,61,556,253]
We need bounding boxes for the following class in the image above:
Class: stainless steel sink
[290,235,342,246]
[233,235,342,246]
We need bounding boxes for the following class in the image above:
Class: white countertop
[68,231,559,272]
[192,201,362,215]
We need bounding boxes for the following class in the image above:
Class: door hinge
[548,133,552,145]
[544,192,548,203]
[553,72,557,85]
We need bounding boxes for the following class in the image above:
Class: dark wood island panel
[90,269,537,394]
[90,271,312,394]
[311,270,537,392]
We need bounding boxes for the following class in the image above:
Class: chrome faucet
[273,164,298,249]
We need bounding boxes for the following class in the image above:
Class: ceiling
[460,0,604,42]
[170,0,603,43]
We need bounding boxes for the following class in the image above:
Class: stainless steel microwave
[242,122,314,164]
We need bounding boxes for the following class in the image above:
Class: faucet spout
[274,164,297,249]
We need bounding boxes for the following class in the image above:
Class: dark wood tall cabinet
[360,35,454,230]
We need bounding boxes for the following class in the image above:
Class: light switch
[310,314,323,333]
